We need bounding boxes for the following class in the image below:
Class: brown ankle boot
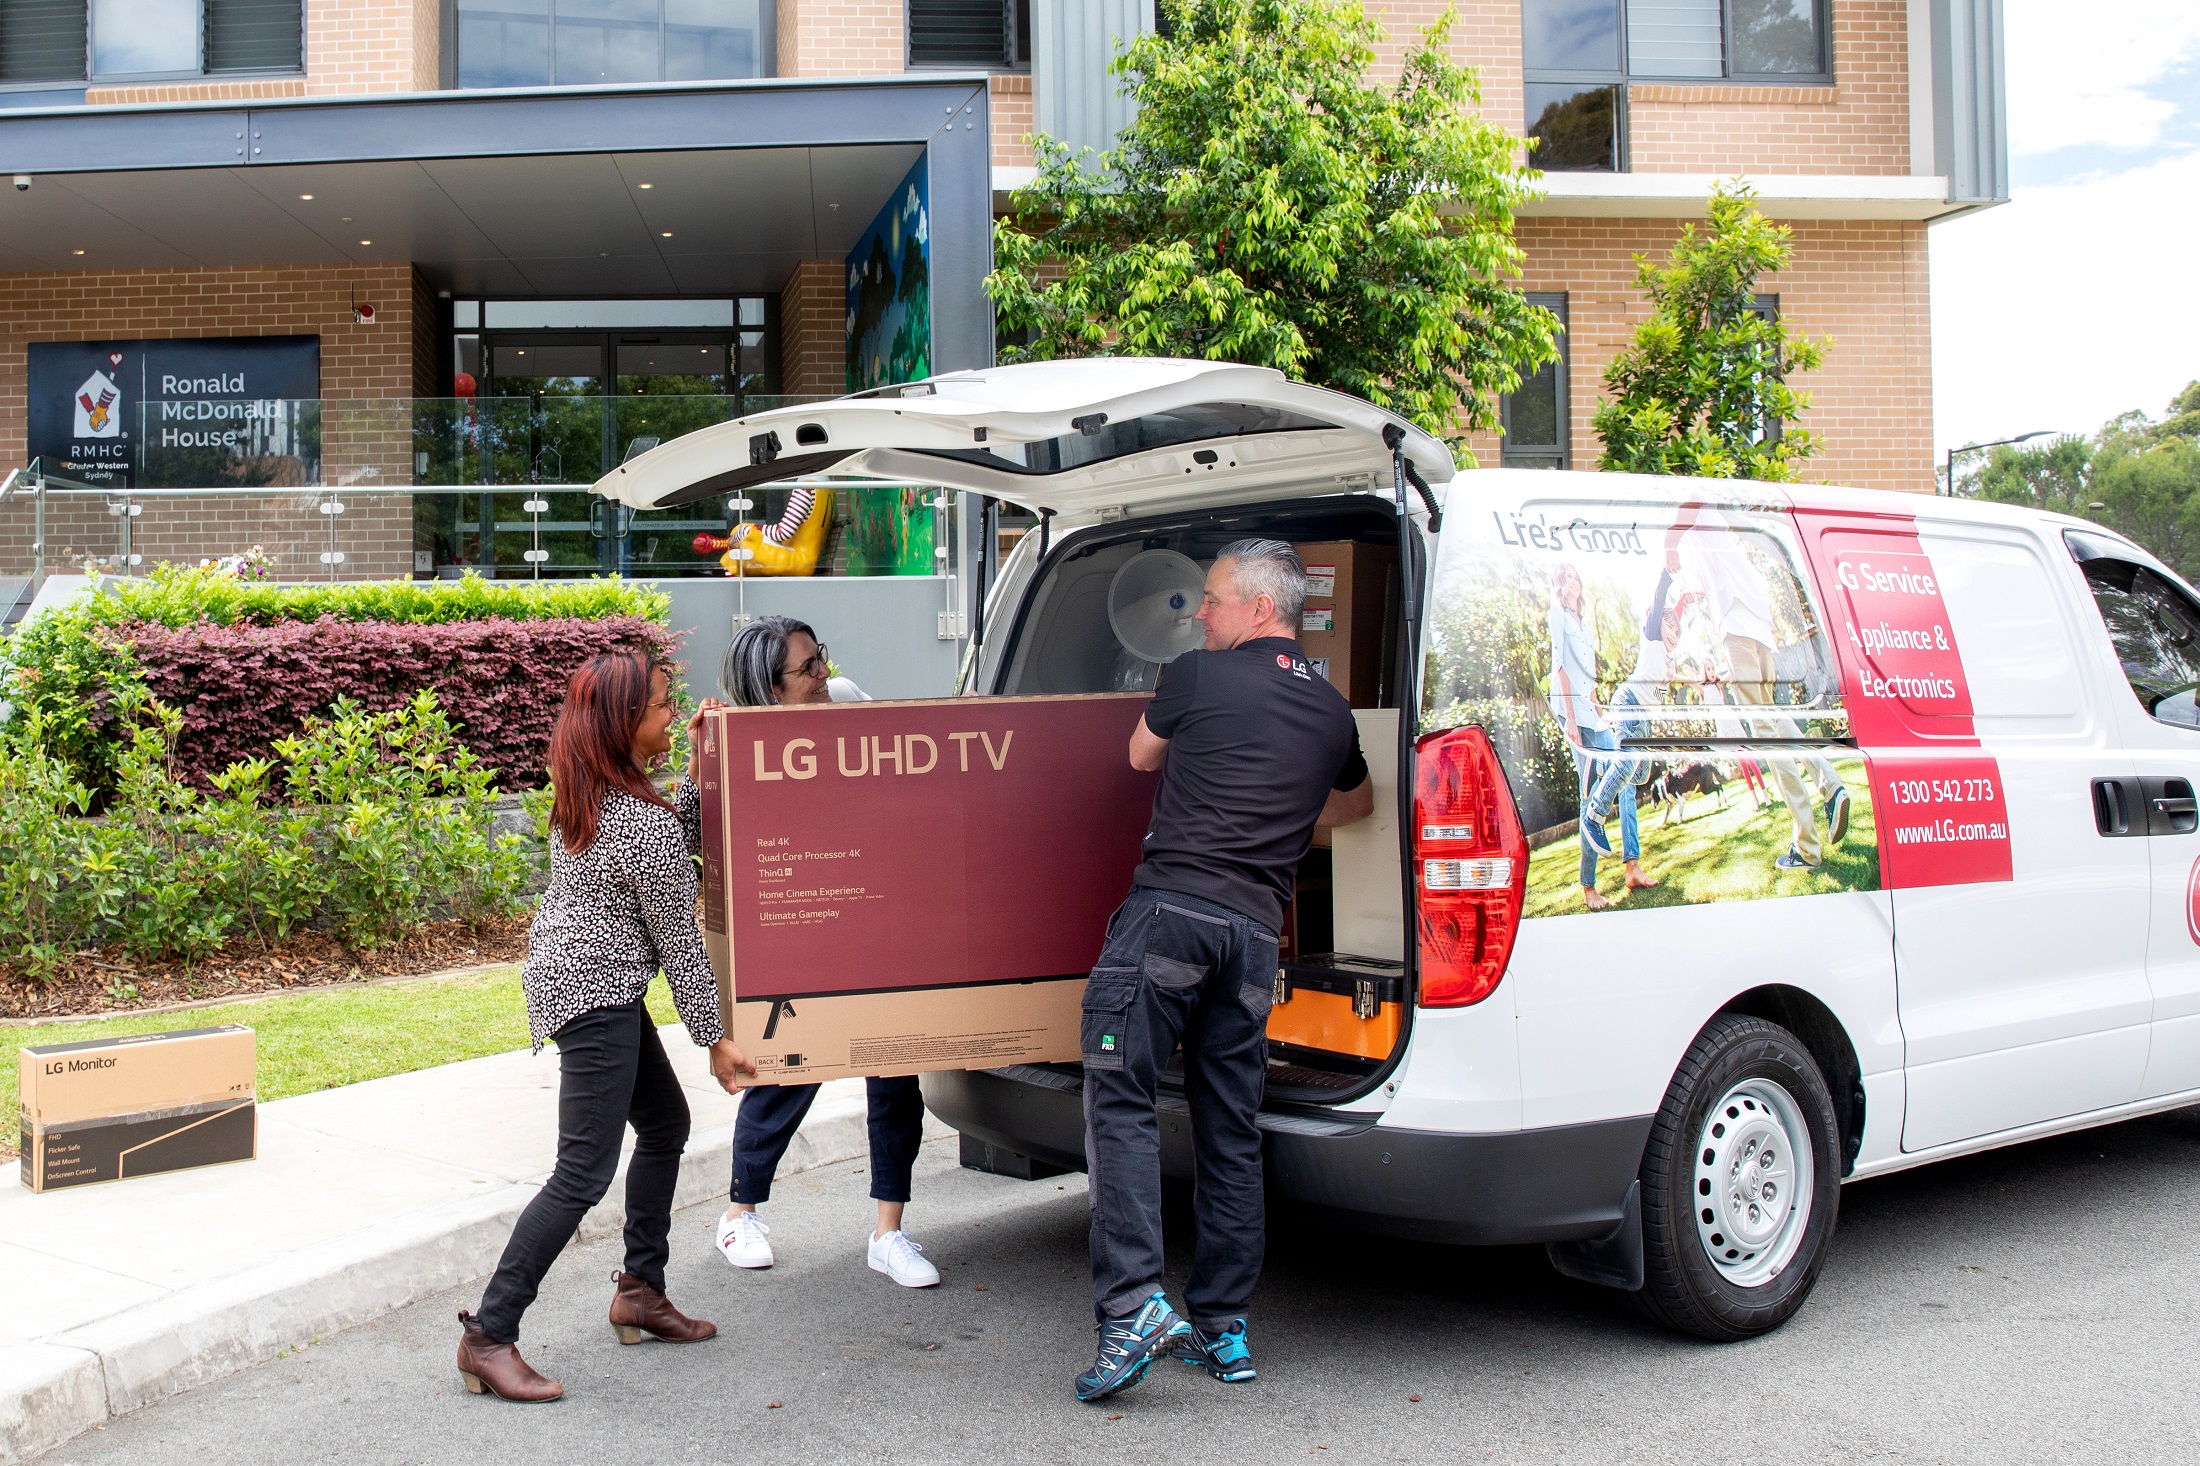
[456,1311,563,1402]
[608,1270,717,1344]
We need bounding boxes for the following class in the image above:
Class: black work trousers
[1082,887,1276,1333]
[728,1075,924,1205]
[476,999,690,1343]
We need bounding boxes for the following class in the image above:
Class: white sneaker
[715,1211,773,1269]
[867,1229,940,1288]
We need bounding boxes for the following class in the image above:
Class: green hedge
[2,566,673,796]
[61,564,670,630]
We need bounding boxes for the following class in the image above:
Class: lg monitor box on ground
[18,1025,256,1192]
[696,694,1158,1086]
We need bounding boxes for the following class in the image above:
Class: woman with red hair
[457,650,754,1404]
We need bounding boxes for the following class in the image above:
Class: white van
[604,358,2200,1341]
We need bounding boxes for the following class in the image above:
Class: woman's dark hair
[547,650,672,855]
[723,614,818,708]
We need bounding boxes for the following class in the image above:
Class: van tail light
[1414,725,1529,1008]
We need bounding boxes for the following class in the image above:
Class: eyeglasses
[781,645,830,682]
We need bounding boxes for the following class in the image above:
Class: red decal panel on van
[1793,516,2014,888]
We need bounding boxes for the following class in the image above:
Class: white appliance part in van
[591,358,1455,522]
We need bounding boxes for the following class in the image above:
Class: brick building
[997,0,2005,494]
[0,0,2003,585]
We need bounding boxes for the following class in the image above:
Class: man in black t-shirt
[1071,538,1374,1404]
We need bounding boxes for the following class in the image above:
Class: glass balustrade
[0,395,962,596]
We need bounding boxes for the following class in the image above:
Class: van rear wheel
[1632,1013,1841,1341]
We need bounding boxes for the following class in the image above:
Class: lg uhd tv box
[694,694,1157,1087]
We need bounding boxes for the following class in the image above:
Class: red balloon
[453,372,477,398]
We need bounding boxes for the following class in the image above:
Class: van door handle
[2143,776,2199,835]
[2094,777,2140,836]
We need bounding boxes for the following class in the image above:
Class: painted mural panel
[845,156,931,394]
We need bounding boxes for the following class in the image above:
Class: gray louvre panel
[1627,0,1721,78]
[207,0,303,72]
[1929,0,2007,204]
[910,0,1006,66]
[0,0,88,83]
[1032,0,1149,163]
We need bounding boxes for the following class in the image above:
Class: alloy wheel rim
[1691,1077,1814,1288]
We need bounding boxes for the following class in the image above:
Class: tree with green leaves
[1592,180,1827,480]
[986,0,1559,457]
[1964,381,2200,578]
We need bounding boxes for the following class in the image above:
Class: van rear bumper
[922,1065,1652,1247]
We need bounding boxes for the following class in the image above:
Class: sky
[1929,0,2200,460]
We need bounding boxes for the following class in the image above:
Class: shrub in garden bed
[0,691,542,979]
[2,566,678,795]
[126,612,672,791]
[61,566,668,629]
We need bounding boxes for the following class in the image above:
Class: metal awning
[0,76,997,367]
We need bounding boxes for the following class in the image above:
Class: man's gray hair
[723,614,817,707]
[1216,538,1307,626]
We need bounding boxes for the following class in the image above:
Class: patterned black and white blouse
[523,778,724,1052]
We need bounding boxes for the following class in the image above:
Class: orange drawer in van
[1267,954,1404,1064]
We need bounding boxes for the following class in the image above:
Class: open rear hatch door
[593,357,1455,518]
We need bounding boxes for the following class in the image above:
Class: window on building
[1,0,89,82]
[907,0,1029,69]
[1521,0,1827,170]
[1740,292,1784,446]
[1,0,301,81]
[454,0,768,88]
[1501,293,1570,469]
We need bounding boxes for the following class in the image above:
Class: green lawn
[6,967,681,1138]
[1527,756,1880,918]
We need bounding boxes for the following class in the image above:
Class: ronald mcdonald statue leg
[690,488,834,577]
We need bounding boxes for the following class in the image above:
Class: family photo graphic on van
[1423,496,1881,916]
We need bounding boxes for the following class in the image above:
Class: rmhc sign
[26,336,319,489]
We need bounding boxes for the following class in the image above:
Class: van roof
[1461,466,2107,538]
[595,357,1456,518]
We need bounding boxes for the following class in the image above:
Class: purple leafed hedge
[120,613,680,790]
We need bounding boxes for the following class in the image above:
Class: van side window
[2076,555,2200,731]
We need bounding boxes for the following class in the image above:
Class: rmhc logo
[73,368,121,438]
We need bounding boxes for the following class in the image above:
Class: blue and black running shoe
[1074,1292,1190,1403]
[1173,1319,1257,1383]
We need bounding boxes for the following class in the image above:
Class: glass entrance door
[421,298,777,579]
[615,338,741,575]
[487,335,616,575]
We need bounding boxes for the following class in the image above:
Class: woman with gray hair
[706,616,941,1290]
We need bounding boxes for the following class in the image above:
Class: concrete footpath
[0,1037,942,1462]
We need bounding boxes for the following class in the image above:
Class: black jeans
[1083,887,1277,1332]
[728,1075,924,1205]
[476,1000,690,1343]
